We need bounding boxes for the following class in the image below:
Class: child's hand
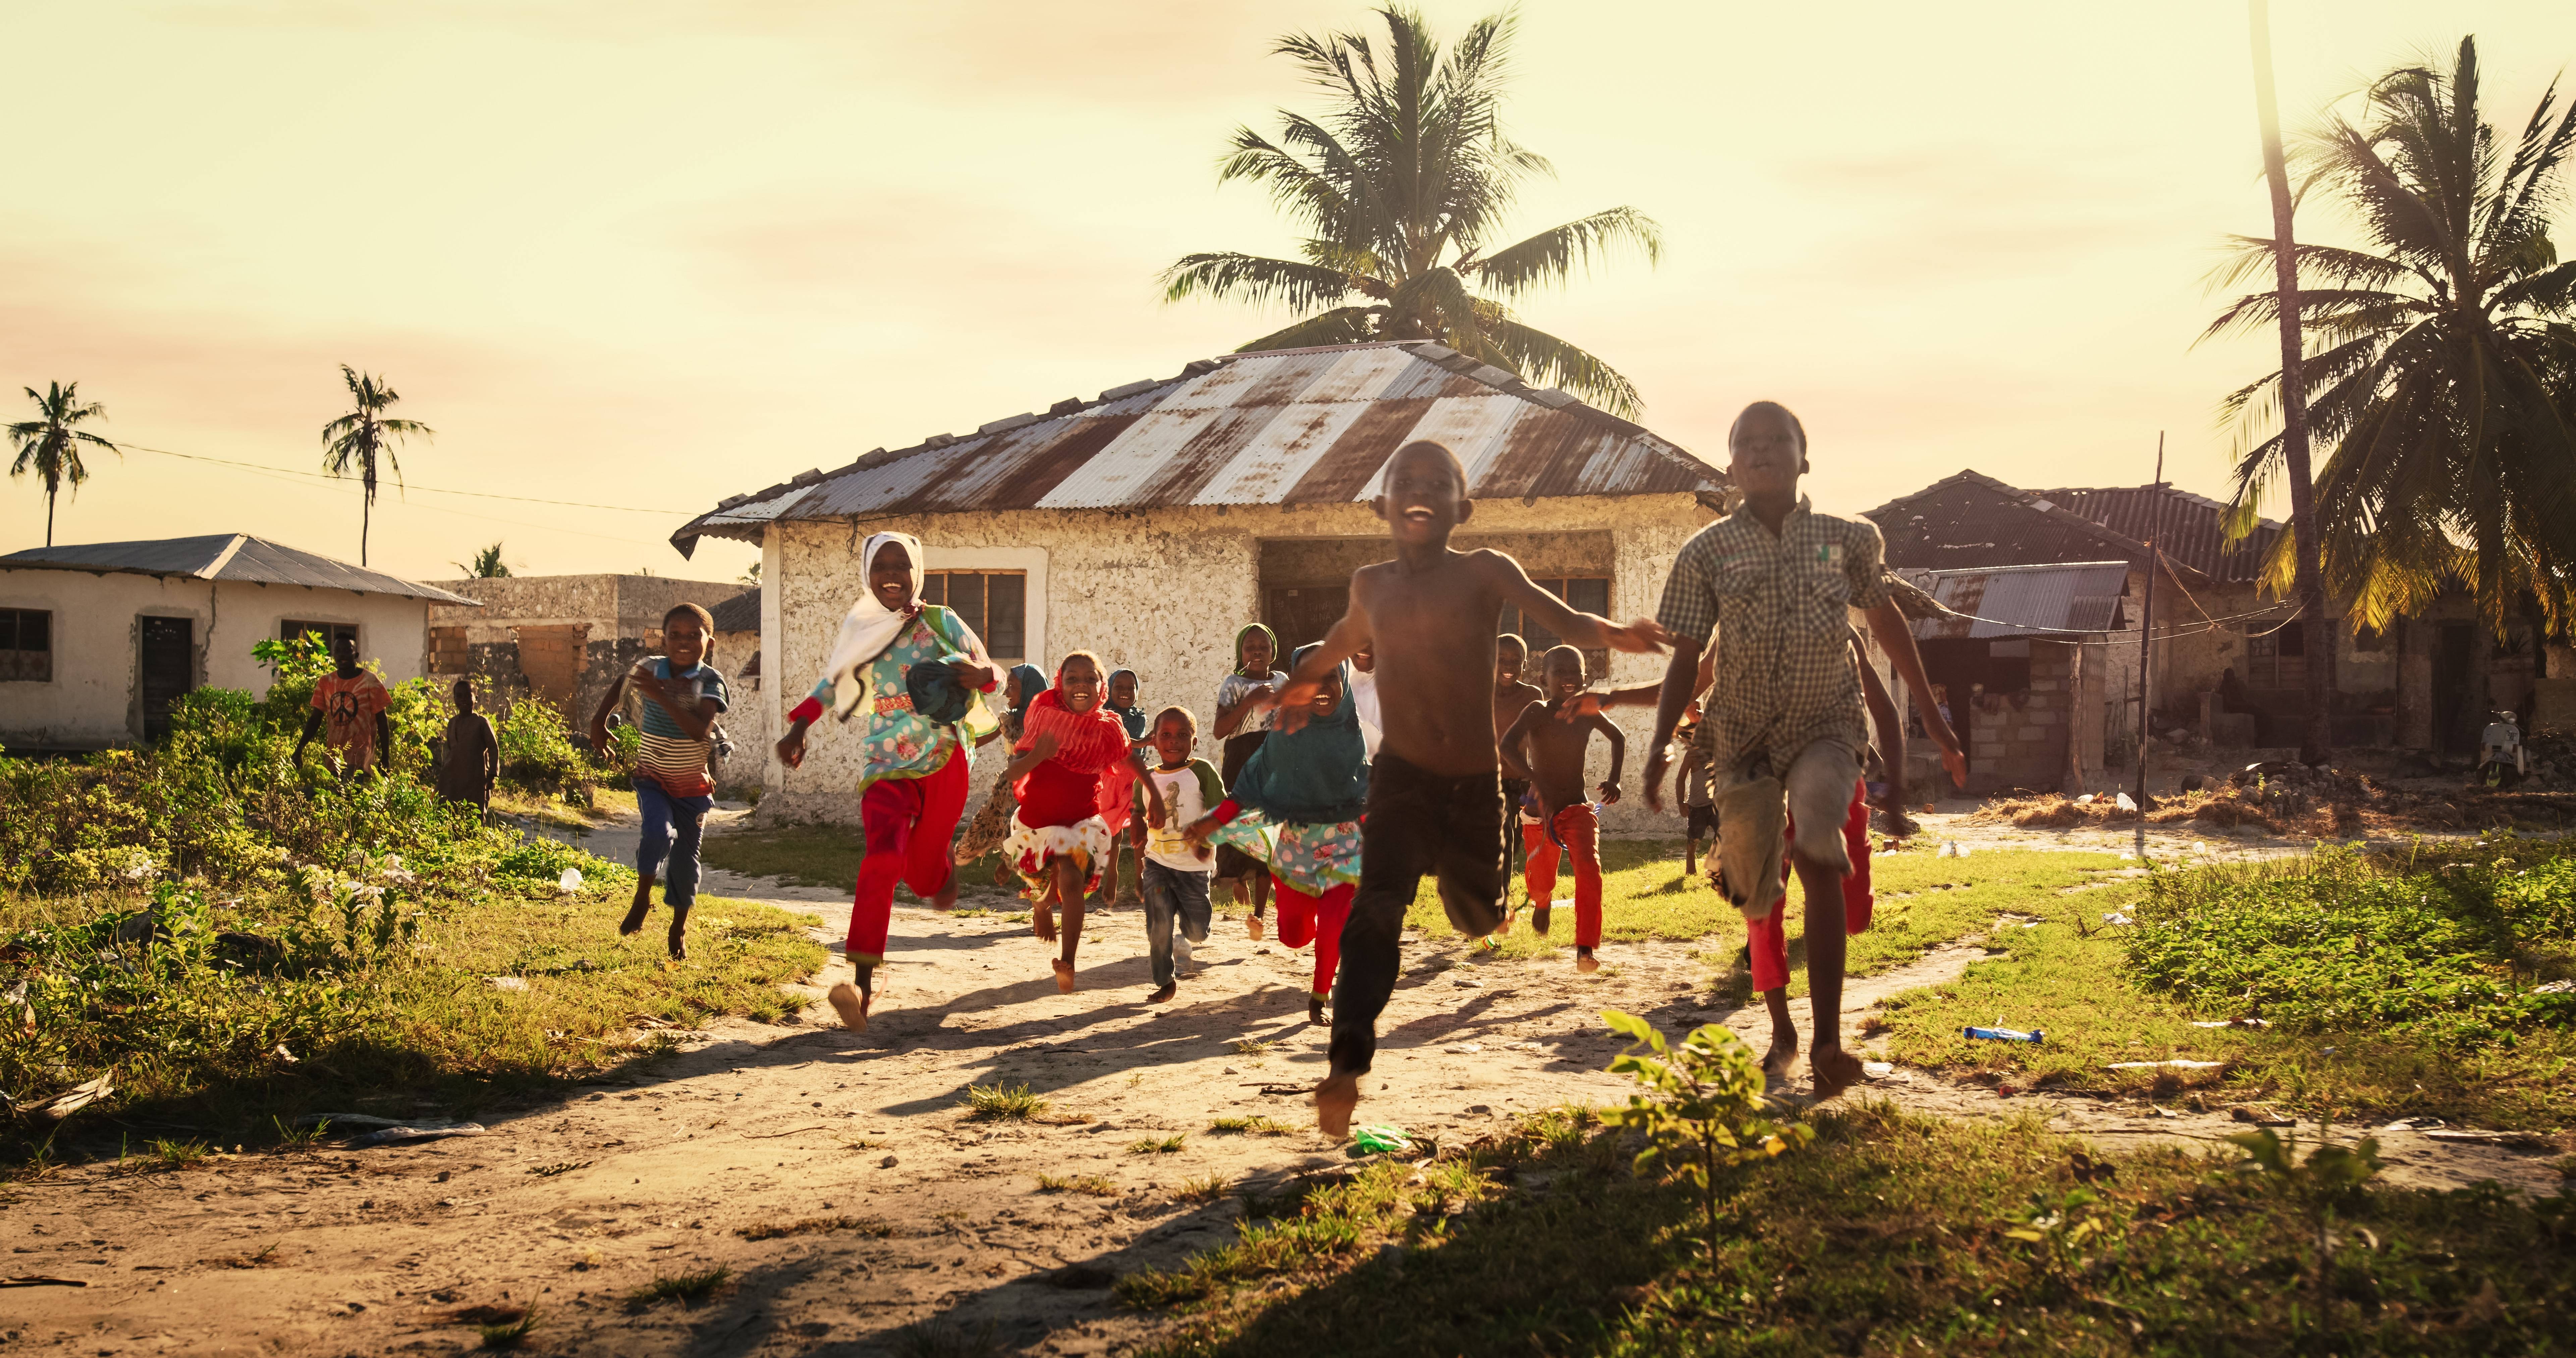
[1596,781,1621,805]
[775,729,807,769]
[1182,818,1215,849]
[1603,617,1673,654]
[588,719,611,755]
[1031,730,1060,760]
[1147,798,1167,830]
[1271,679,1321,732]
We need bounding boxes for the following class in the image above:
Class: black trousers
[1329,752,1509,1076]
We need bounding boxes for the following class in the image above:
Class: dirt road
[8,856,2560,1356]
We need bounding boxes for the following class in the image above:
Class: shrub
[493,696,598,806]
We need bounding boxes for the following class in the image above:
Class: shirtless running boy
[1499,645,1624,972]
[1270,440,1668,1135]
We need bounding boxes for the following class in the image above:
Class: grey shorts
[1711,739,1862,920]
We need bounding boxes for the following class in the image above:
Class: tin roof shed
[1905,561,2132,640]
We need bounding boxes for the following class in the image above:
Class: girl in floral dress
[774,532,999,1031]
[1002,652,1165,993]
[1188,645,1370,1026]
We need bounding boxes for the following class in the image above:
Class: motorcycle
[2477,709,2527,789]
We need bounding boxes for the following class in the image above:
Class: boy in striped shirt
[591,603,729,960]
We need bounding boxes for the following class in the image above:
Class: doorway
[139,615,194,740]
[2434,622,2474,755]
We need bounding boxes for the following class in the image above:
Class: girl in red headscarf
[1002,650,1165,992]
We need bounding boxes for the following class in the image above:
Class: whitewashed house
[673,340,1729,828]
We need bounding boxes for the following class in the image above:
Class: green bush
[2125,845,2576,1050]
[494,695,599,805]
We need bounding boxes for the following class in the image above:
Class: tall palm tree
[454,541,509,578]
[6,382,121,547]
[2206,37,2576,694]
[1160,5,1662,416]
[321,364,433,567]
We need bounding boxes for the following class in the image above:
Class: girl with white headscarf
[775,531,999,1031]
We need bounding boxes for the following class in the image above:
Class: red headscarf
[1014,667,1138,830]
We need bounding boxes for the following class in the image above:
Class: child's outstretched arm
[1127,748,1168,827]
[587,672,630,754]
[1592,715,1626,802]
[1497,701,1543,784]
[1850,631,1908,812]
[1272,595,1373,734]
[1863,600,1964,792]
[1001,730,1058,782]
[1483,552,1671,656]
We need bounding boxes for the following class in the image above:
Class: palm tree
[2206,36,2576,740]
[321,364,434,567]
[6,382,121,547]
[454,542,509,578]
[1160,5,1662,416]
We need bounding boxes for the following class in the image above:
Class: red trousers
[1272,879,1354,1002]
[849,747,970,966]
[1748,777,1874,994]
[1521,804,1604,948]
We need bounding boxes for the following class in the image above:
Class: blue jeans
[1139,860,1214,989]
[634,779,714,908]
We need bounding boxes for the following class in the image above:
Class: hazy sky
[5,1,2572,583]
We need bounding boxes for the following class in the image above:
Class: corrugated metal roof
[0,534,479,605]
[709,587,760,634]
[1907,562,2131,640]
[673,341,1723,554]
[2033,485,2280,585]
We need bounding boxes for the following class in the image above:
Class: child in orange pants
[1748,776,1874,1070]
[1521,805,1603,951]
[1498,645,1625,971]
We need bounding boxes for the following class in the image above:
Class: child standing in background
[1498,645,1625,972]
[1212,624,1286,939]
[591,603,728,961]
[435,678,499,818]
[1675,705,1716,876]
[1189,645,1371,1026]
[1132,706,1223,1004]
[1003,652,1166,992]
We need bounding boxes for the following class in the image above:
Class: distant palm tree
[1160,5,1662,416]
[321,365,434,566]
[740,560,761,586]
[6,382,121,547]
[454,541,510,578]
[2207,36,2576,646]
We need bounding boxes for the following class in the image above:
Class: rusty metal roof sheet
[0,533,479,605]
[673,342,1722,555]
[2032,484,2280,585]
[1905,562,2131,640]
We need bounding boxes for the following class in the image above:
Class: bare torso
[1493,680,1542,744]
[1512,703,1614,812]
[1353,550,1522,778]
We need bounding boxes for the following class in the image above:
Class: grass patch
[1878,843,2576,1129]
[1037,1172,1120,1197]
[1116,1096,2576,1355]
[1229,1038,1275,1057]
[735,1214,894,1241]
[1176,1173,1234,1204]
[964,1081,1049,1121]
[629,1265,732,1307]
[1130,1134,1188,1155]
[1209,1116,1295,1137]
[524,1160,592,1177]
[478,1308,541,1350]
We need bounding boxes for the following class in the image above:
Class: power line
[129,443,677,548]
[116,441,699,515]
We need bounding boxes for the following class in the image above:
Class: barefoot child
[1188,645,1371,1026]
[1003,653,1165,992]
[775,533,999,1030]
[1639,401,1964,1096]
[1491,635,1543,919]
[1131,706,1223,1003]
[955,664,1048,882]
[1212,625,1286,938]
[1499,645,1624,972]
[591,604,728,961]
[1271,440,1669,1135]
[434,678,498,818]
[1674,706,1714,875]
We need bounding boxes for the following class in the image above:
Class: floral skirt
[1207,816,1362,899]
[1003,815,1113,900]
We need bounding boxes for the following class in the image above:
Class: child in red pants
[1748,776,1875,1072]
[1498,645,1626,971]
[1188,646,1371,1026]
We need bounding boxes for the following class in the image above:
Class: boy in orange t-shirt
[296,634,393,775]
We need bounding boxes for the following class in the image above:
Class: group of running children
[597,402,1968,1133]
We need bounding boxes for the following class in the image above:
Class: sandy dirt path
[8,850,2561,1356]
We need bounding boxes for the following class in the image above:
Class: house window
[0,608,52,682]
[1500,577,1611,679]
[922,570,1026,662]
[282,620,359,655]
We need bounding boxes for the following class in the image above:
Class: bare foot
[1810,1045,1865,1099]
[1053,959,1077,993]
[1146,984,1176,1004]
[931,874,958,911]
[619,894,650,936]
[1307,998,1327,1026]
[1032,903,1058,943]
[1574,946,1598,974]
[1532,904,1552,937]
[825,981,869,1032]
[1246,914,1265,942]
[1314,1071,1360,1138]
[1761,1031,1798,1076]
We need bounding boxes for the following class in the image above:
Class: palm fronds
[6,381,122,546]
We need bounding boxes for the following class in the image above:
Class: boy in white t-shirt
[1130,705,1225,1003]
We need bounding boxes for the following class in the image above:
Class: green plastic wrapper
[1350,1124,1412,1154]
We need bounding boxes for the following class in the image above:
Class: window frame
[0,607,53,683]
[1500,575,1613,681]
[920,568,1029,663]
[280,619,360,655]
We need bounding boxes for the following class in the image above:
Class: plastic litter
[2191,841,2208,854]
[351,1122,487,1147]
[2106,1059,2225,1070]
[1442,1042,1484,1055]
[1350,1124,1413,1155]
[2189,1018,2269,1029]
[31,1074,113,1120]
[2536,979,2574,995]
[486,976,529,992]
[557,867,583,893]
[1964,1026,2042,1044]
[2074,793,2095,805]
[2115,792,2138,812]
[1862,1061,1895,1078]
[1451,975,1482,988]
[2101,912,2134,925]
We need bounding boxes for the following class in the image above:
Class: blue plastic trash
[1964,1025,2044,1044]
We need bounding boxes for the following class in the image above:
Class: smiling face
[1727,403,1807,501]
[1352,643,1375,675]
[1495,639,1527,690]
[1312,667,1345,719]
[1151,712,1194,768]
[1544,651,1586,699]
[1238,629,1275,674]
[663,613,707,671]
[1373,441,1471,547]
[869,541,917,612]
[1004,670,1023,709]
[1057,655,1102,713]
[1109,671,1137,709]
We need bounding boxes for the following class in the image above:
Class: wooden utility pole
[2135,434,2164,858]
[2250,0,2335,764]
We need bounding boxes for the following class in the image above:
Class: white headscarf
[820,532,926,721]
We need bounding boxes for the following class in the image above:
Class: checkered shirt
[1656,496,1890,775]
